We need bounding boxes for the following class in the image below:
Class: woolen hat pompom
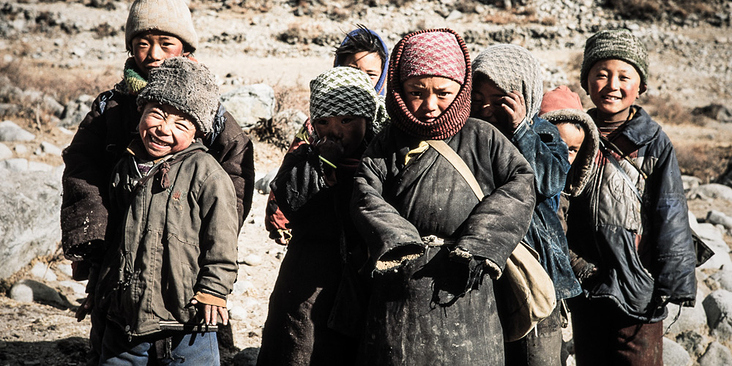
[125,0,198,52]
[580,29,648,92]
[137,57,219,135]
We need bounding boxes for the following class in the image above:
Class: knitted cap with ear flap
[472,44,544,123]
[137,57,219,135]
[125,0,198,52]
[580,29,648,92]
[309,66,381,138]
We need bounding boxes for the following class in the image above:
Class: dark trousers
[568,296,663,366]
[504,304,563,366]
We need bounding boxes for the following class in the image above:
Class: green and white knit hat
[472,44,544,122]
[125,0,198,52]
[309,66,381,133]
[137,57,219,135]
[580,29,648,92]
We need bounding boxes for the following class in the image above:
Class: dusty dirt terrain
[1,0,731,364]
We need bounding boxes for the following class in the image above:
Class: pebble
[241,254,263,267]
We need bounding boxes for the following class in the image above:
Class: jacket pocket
[591,225,655,320]
[163,233,200,324]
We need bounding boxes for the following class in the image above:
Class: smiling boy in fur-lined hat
[565,29,696,366]
[95,57,238,364]
[60,0,254,363]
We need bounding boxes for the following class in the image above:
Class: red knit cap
[399,32,466,85]
[387,28,472,140]
[539,85,584,116]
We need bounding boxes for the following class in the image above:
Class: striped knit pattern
[387,28,472,140]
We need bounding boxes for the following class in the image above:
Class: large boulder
[0,165,63,279]
[220,84,276,131]
[707,210,732,233]
[710,268,732,293]
[0,120,35,142]
[662,337,692,366]
[699,341,732,366]
[695,223,732,270]
[664,289,709,335]
[688,183,732,202]
[702,289,732,341]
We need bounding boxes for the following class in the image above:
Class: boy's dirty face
[139,102,198,159]
[343,51,383,88]
[471,76,525,136]
[402,76,461,123]
[556,122,585,165]
[132,31,187,77]
[587,59,645,122]
[312,115,367,159]
[471,77,508,124]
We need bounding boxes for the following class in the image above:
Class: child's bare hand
[499,91,527,132]
[191,299,229,326]
[76,295,94,322]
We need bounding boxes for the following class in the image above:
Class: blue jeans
[99,321,220,365]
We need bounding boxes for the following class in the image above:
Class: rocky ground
[1,0,732,365]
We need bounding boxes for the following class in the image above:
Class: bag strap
[426,140,484,200]
[600,140,643,202]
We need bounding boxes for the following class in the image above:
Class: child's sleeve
[647,138,697,307]
[512,117,570,200]
[61,94,113,262]
[194,167,240,300]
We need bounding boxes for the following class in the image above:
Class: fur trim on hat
[472,44,543,123]
[543,108,599,197]
[125,0,198,52]
[387,28,472,140]
[580,29,648,92]
[137,57,219,135]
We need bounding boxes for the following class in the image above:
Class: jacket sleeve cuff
[192,291,227,307]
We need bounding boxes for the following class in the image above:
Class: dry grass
[606,0,722,21]
[0,60,118,106]
[675,143,730,183]
[639,94,705,126]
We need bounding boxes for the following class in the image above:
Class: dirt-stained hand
[499,90,527,132]
[76,295,94,322]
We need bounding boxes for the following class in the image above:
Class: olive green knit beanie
[137,57,219,135]
[580,29,648,92]
[125,0,198,52]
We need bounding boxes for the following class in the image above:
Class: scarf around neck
[386,28,472,141]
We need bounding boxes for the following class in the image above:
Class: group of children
[59,0,697,365]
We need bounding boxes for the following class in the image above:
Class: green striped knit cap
[580,29,648,92]
[309,66,379,131]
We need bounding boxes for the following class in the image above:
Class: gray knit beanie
[472,44,544,122]
[137,57,219,135]
[580,29,648,92]
[125,0,198,52]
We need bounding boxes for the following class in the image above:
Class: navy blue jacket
[513,116,582,300]
[567,107,696,322]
